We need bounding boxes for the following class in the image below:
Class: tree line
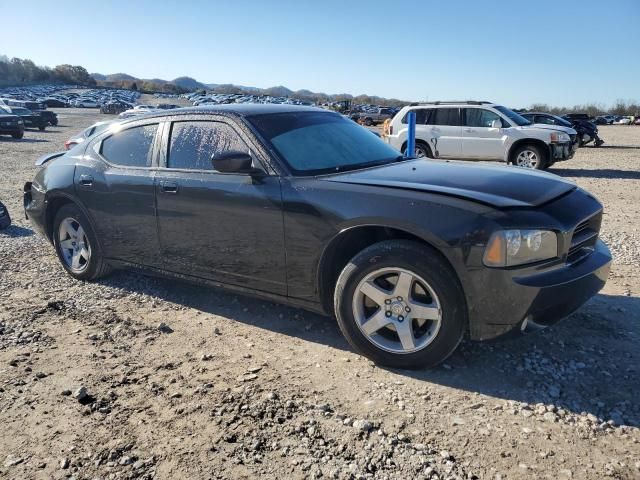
[0,55,95,87]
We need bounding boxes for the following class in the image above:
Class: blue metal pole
[406,111,416,158]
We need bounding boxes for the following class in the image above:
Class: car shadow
[0,225,35,237]
[550,168,640,180]
[0,137,49,144]
[591,145,640,150]
[98,271,639,428]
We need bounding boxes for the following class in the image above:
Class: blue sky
[3,0,639,107]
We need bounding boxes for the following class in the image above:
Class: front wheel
[53,204,110,281]
[38,126,46,131]
[12,132,24,139]
[511,144,546,170]
[334,240,466,369]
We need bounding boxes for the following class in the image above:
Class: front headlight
[550,132,570,143]
[17,119,23,124]
[483,229,558,267]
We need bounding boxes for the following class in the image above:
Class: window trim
[463,107,504,128]
[95,121,161,170]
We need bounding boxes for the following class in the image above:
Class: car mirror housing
[212,150,260,175]
[490,119,502,129]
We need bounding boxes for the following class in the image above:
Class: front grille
[567,212,602,263]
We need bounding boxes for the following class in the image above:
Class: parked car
[522,112,603,147]
[38,110,58,126]
[384,101,576,169]
[357,107,396,126]
[74,99,99,108]
[593,116,609,125]
[41,98,68,108]
[613,116,631,125]
[64,120,115,150]
[0,200,11,229]
[1,106,47,130]
[24,105,611,368]
[0,107,24,139]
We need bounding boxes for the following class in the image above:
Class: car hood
[519,124,577,135]
[323,159,576,208]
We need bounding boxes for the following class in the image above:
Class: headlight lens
[17,119,23,124]
[483,229,558,267]
[550,132,570,143]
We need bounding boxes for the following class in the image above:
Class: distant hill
[89,72,410,105]
[172,76,206,90]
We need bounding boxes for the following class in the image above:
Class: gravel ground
[0,112,639,480]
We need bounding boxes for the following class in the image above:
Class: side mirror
[490,119,502,129]
[211,150,260,175]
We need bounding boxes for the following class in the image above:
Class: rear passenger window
[433,108,460,126]
[100,124,157,167]
[168,121,250,170]
[401,108,432,125]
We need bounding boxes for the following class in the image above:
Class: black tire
[334,240,467,369]
[510,143,547,170]
[577,134,584,147]
[12,132,24,139]
[403,141,433,159]
[38,126,46,131]
[52,204,111,281]
[364,117,373,126]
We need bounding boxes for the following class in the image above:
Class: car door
[461,108,506,159]
[154,117,287,295]
[73,121,162,267]
[428,108,462,158]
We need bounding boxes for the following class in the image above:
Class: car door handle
[160,182,178,194]
[79,174,93,186]
[464,128,474,133]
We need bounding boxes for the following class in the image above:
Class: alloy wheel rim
[516,150,538,168]
[58,217,91,273]
[415,147,427,158]
[352,267,442,354]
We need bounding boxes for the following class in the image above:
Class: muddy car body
[24,105,612,368]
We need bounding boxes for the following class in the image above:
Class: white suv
[383,101,577,169]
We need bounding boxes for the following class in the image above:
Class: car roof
[131,104,324,123]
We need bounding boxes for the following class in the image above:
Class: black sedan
[4,106,47,131]
[0,108,24,139]
[24,105,612,368]
[522,112,603,147]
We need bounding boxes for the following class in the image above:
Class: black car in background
[522,112,603,147]
[24,105,612,368]
[0,108,24,139]
[42,98,68,108]
[38,110,58,126]
[3,106,48,131]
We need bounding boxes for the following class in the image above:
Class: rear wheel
[53,204,110,281]
[12,132,24,139]
[364,117,373,126]
[334,240,466,369]
[38,126,46,131]
[512,144,546,170]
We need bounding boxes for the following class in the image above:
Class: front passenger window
[100,124,158,167]
[465,109,501,128]
[168,121,251,170]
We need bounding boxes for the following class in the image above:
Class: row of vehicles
[24,103,611,368]
[0,104,55,138]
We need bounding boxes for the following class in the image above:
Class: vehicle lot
[0,110,639,479]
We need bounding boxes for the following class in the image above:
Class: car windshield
[551,115,572,127]
[494,106,531,126]
[248,111,404,176]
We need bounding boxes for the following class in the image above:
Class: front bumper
[0,124,24,135]
[549,141,575,161]
[467,239,612,340]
